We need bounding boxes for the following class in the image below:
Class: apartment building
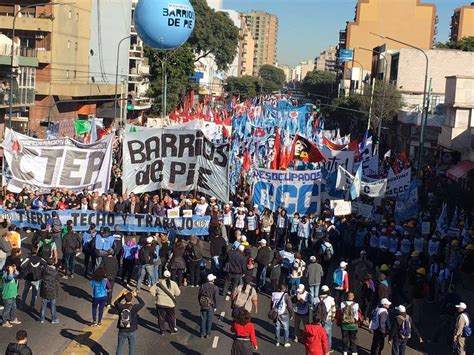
[450,3,474,42]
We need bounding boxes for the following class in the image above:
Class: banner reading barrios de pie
[2,128,113,194]
[123,128,229,201]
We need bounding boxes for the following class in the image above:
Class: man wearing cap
[317,285,336,351]
[293,284,310,343]
[306,256,323,308]
[254,239,272,292]
[210,229,227,277]
[340,292,359,355]
[194,197,210,217]
[389,305,422,355]
[333,261,349,306]
[198,274,219,338]
[136,236,157,292]
[453,302,470,355]
[369,298,391,355]
[222,245,247,296]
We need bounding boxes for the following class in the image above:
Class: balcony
[36,49,51,63]
[0,15,53,33]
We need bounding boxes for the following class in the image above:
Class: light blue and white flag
[394,179,418,223]
[350,162,362,200]
[436,203,449,237]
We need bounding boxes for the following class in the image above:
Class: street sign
[339,49,353,62]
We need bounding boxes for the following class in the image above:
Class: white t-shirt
[271,292,288,315]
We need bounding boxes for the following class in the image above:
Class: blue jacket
[123,244,138,260]
[90,279,108,299]
[95,235,115,251]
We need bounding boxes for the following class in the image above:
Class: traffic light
[127,94,134,111]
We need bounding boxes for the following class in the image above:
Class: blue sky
[223,0,468,67]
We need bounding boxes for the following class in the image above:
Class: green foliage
[435,36,474,52]
[327,80,403,133]
[258,65,286,86]
[301,70,337,97]
[224,76,262,99]
[145,44,196,115]
[189,0,240,70]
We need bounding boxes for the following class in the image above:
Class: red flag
[290,134,327,163]
[242,149,251,172]
[323,137,347,150]
[271,128,280,170]
[279,146,288,170]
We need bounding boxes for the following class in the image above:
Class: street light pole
[370,32,429,175]
[9,2,68,130]
[113,35,131,123]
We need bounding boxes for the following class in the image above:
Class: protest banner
[352,202,374,219]
[395,180,418,223]
[252,169,321,216]
[2,128,113,194]
[167,208,180,219]
[123,128,229,201]
[0,209,209,236]
[330,200,352,216]
[318,150,354,174]
[386,168,411,197]
[336,166,386,197]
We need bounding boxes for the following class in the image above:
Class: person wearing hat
[222,204,234,242]
[222,244,247,296]
[114,290,145,355]
[240,235,250,249]
[245,209,259,246]
[293,284,310,343]
[339,292,359,355]
[389,305,422,355]
[333,261,349,306]
[150,270,181,335]
[254,239,272,292]
[453,302,470,355]
[412,267,428,323]
[369,298,391,355]
[94,227,115,270]
[316,285,336,351]
[209,228,227,278]
[306,256,323,308]
[198,274,219,338]
[376,273,391,303]
[194,197,209,217]
[136,236,157,293]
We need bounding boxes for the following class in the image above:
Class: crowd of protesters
[0,184,473,355]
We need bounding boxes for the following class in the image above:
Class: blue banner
[252,169,321,216]
[394,179,418,223]
[0,209,209,236]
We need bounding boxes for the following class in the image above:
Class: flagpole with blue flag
[350,163,362,200]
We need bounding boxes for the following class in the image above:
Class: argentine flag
[350,163,362,200]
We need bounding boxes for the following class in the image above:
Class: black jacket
[32,229,48,248]
[40,265,60,300]
[210,236,227,258]
[102,255,119,278]
[5,343,33,355]
[390,314,421,341]
[226,250,247,275]
[254,246,272,266]
[20,255,46,281]
[62,233,82,254]
[114,294,145,333]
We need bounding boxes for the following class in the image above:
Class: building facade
[450,4,474,42]
[0,1,131,136]
[239,14,255,77]
[244,11,278,76]
[315,46,338,72]
[291,59,314,82]
[339,0,437,94]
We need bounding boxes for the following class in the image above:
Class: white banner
[330,200,352,216]
[336,166,354,190]
[336,166,387,197]
[386,168,411,197]
[123,128,229,201]
[318,150,354,174]
[2,128,113,194]
[352,202,375,219]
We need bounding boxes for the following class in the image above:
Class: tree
[327,80,403,136]
[435,36,474,52]
[189,0,240,70]
[301,70,336,98]
[224,76,262,99]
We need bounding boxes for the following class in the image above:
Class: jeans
[64,252,76,276]
[92,296,107,323]
[21,280,41,308]
[189,260,201,287]
[223,273,241,295]
[297,238,307,252]
[200,308,214,336]
[154,264,161,283]
[308,284,320,307]
[324,320,333,350]
[370,329,386,355]
[2,298,16,323]
[116,331,136,355]
[275,313,290,344]
[288,277,300,296]
[256,264,267,291]
[40,298,57,322]
[391,338,407,355]
[137,264,156,290]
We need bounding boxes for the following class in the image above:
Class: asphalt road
[0,232,462,354]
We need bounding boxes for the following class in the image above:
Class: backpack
[461,313,472,337]
[333,268,344,287]
[199,287,214,309]
[369,308,387,330]
[342,302,355,324]
[119,306,132,329]
[39,240,54,260]
[322,244,333,261]
[52,218,61,233]
[314,300,328,326]
[399,316,412,339]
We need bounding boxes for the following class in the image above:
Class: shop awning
[446,160,474,181]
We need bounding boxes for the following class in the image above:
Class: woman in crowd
[231,309,258,355]
[185,236,203,287]
[150,270,181,335]
[90,267,110,327]
[169,239,186,287]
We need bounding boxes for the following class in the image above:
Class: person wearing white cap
[222,244,247,296]
[275,209,289,250]
[453,302,470,354]
[222,204,234,241]
[369,298,391,355]
[390,305,423,355]
[293,284,309,343]
[332,261,349,306]
[316,285,336,351]
[149,269,181,335]
[260,209,274,241]
[306,256,323,308]
[245,209,258,245]
[194,197,209,217]
[254,239,272,292]
[198,274,219,338]
[136,236,157,293]
[234,209,246,232]
[340,292,359,355]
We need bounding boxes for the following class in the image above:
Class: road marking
[212,336,219,348]
[219,311,225,321]
[225,295,230,301]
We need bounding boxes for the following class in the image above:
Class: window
[75,42,78,51]
[67,40,70,49]
[76,12,79,21]
[66,70,70,79]
[68,10,72,19]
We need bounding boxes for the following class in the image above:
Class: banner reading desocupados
[123,128,229,201]
[252,169,321,216]
[0,209,209,236]
[2,128,113,194]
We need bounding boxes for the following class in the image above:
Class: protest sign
[352,202,374,219]
[318,150,354,174]
[386,168,411,197]
[330,200,352,216]
[253,169,321,216]
[167,208,180,219]
[336,166,386,198]
[0,209,209,236]
[2,128,113,194]
[123,128,229,201]
[395,180,418,223]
